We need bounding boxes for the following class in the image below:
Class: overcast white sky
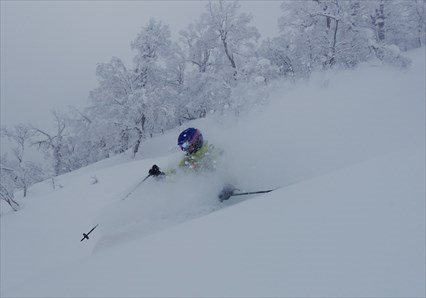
[0,1,281,131]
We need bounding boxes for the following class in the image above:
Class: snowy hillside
[1,49,425,297]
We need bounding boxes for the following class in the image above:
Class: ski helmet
[178,128,203,154]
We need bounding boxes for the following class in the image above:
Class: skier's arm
[148,165,177,177]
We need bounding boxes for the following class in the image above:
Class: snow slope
[1,49,425,297]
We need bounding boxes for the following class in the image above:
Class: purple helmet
[178,128,203,154]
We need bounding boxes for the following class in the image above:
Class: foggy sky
[0,1,281,132]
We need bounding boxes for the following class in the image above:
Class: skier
[148,127,236,201]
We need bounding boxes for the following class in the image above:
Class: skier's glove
[218,184,238,202]
[149,165,164,177]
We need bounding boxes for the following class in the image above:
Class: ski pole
[230,177,313,198]
[81,224,98,242]
[230,189,275,197]
[122,174,151,200]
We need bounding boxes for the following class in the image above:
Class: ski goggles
[179,141,190,151]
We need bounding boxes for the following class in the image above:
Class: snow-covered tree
[1,160,44,198]
[63,106,108,167]
[239,57,280,85]
[279,0,362,69]
[0,158,20,211]
[180,16,218,74]
[32,111,69,176]
[204,0,260,81]
[410,0,426,48]
[131,18,172,89]
[258,38,295,79]
[178,72,232,120]
[1,125,44,197]
[88,19,183,157]
[178,1,267,116]
[374,0,426,50]
[1,124,34,163]
[89,57,136,155]
[277,0,417,73]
